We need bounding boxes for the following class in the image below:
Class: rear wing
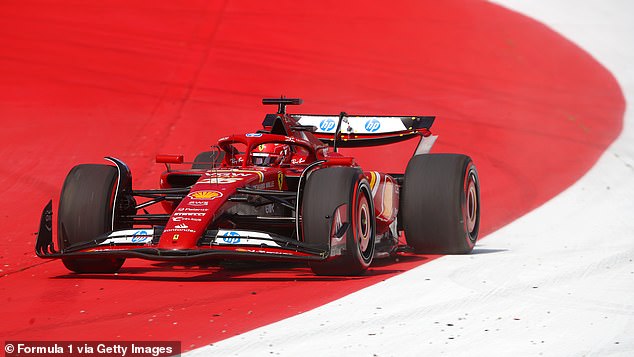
[291,114,435,148]
[260,98,437,153]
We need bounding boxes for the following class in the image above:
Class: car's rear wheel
[302,167,375,275]
[400,154,480,254]
[58,164,126,273]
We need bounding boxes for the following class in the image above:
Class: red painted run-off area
[0,0,623,351]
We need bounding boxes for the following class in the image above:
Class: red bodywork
[35,98,434,265]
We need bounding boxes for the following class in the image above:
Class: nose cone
[157,170,265,249]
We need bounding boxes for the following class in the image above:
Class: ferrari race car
[36,98,480,276]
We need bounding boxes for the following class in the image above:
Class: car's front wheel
[302,167,376,275]
[58,164,127,273]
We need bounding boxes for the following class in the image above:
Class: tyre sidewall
[401,154,480,254]
[58,164,125,273]
[302,167,376,275]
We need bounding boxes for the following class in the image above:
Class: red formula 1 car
[36,98,480,276]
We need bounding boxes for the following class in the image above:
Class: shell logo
[188,190,223,200]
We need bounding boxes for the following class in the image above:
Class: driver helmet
[251,143,290,167]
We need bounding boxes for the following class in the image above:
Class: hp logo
[222,231,241,244]
[319,119,336,132]
[364,119,381,132]
[131,230,149,243]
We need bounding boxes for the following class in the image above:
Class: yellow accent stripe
[369,171,377,190]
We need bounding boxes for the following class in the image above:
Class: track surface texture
[0,0,626,353]
[191,1,634,356]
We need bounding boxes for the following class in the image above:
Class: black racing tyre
[58,164,126,273]
[302,167,375,275]
[192,150,224,169]
[400,154,480,254]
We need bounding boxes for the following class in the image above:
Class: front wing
[36,201,329,263]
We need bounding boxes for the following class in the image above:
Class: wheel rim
[465,172,478,235]
[355,187,373,260]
